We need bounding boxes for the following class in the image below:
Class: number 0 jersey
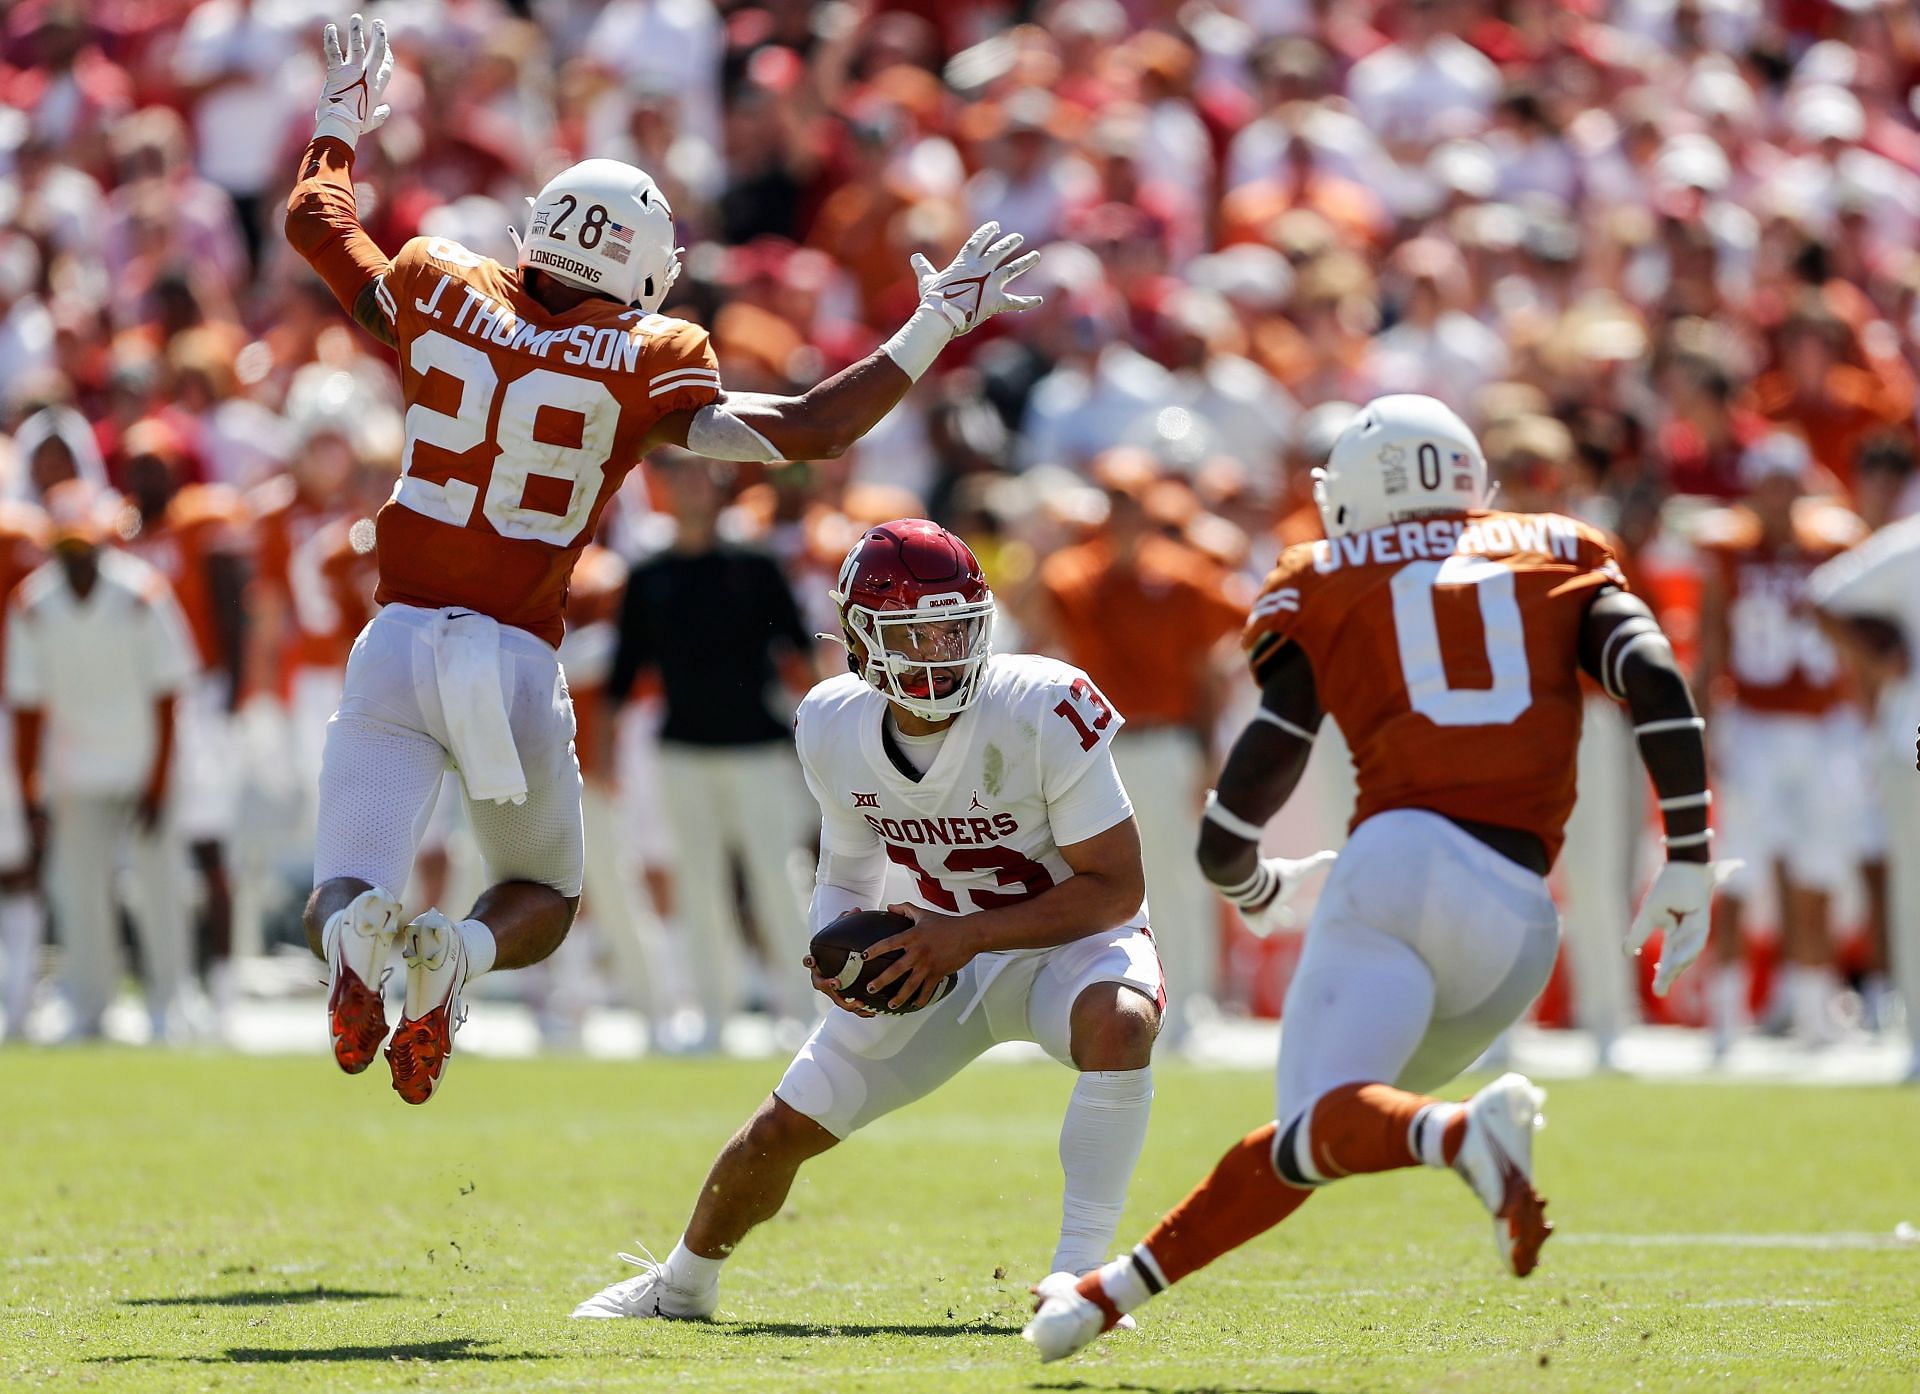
[796,653,1147,932]
[1244,509,1626,865]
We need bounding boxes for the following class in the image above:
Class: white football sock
[1051,1067,1154,1276]
[1409,1101,1464,1169]
[457,919,497,981]
[0,892,43,1032]
[1096,1249,1158,1315]
[666,1239,725,1291]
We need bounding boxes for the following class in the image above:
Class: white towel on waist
[432,609,528,806]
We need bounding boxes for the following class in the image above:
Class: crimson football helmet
[830,520,995,720]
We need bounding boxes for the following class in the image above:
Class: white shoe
[385,909,469,1105]
[1023,1270,1117,1363]
[323,887,401,1074]
[1060,1270,1135,1330]
[571,1248,718,1320]
[1452,1072,1552,1277]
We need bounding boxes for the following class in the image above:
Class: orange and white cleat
[1022,1270,1127,1363]
[385,909,470,1105]
[323,887,402,1074]
[1452,1072,1553,1277]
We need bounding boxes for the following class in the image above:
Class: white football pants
[654,741,813,1023]
[47,796,189,1034]
[580,778,682,1019]
[1275,809,1561,1128]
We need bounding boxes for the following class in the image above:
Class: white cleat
[1452,1072,1553,1277]
[323,886,402,1074]
[1023,1270,1118,1363]
[385,909,470,1105]
[571,1248,718,1320]
[1060,1271,1135,1330]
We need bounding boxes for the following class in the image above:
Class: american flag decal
[608,221,634,245]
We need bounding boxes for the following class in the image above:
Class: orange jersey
[1696,501,1865,714]
[0,501,50,691]
[558,544,626,780]
[1041,534,1245,727]
[287,140,722,648]
[124,484,249,671]
[251,476,377,674]
[1244,510,1627,865]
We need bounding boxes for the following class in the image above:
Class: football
[808,909,958,1015]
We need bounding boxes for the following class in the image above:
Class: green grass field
[3,1050,1917,1393]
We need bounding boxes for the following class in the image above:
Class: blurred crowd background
[2,0,1918,1069]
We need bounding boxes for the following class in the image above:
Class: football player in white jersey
[573,519,1165,1320]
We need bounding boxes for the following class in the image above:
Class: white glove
[1626,858,1742,997]
[909,222,1043,335]
[313,13,394,150]
[1224,850,1338,939]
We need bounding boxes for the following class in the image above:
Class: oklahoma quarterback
[1026,395,1739,1361]
[572,521,1163,1322]
[284,15,1041,1104]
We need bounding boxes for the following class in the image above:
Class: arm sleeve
[1038,671,1135,846]
[5,604,41,707]
[284,138,398,336]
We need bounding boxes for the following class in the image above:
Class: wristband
[880,302,955,382]
[1203,790,1267,842]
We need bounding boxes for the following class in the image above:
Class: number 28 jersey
[795,654,1148,932]
[373,236,722,647]
[1244,509,1626,865]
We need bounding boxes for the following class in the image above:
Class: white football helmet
[1314,394,1491,537]
[517,159,681,311]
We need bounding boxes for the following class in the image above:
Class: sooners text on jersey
[1244,509,1626,864]
[795,653,1147,933]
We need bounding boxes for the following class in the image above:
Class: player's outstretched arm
[284,14,398,348]
[1579,588,1739,995]
[1196,642,1337,938]
[647,223,1041,463]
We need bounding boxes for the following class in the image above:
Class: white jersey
[795,653,1146,929]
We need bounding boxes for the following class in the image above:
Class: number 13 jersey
[1244,509,1626,866]
[373,236,721,646]
[795,653,1148,933]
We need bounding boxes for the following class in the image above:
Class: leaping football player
[1026,395,1739,1360]
[285,15,1041,1103]
[573,520,1165,1320]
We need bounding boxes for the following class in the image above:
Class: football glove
[909,222,1043,335]
[313,13,394,150]
[1626,858,1742,997]
[1219,850,1338,939]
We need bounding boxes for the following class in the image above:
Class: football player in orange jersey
[1026,395,1740,1361]
[284,15,1042,1103]
[1694,433,1869,1049]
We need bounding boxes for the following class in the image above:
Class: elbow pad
[687,403,781,463]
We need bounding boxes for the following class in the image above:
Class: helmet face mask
[1315,394,1491,537]
[831,521,995,721]
[518,159,681,310]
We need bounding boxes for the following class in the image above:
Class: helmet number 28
[396,330,616,547]
[543,196,612,250]
[1388,555,1533,726]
